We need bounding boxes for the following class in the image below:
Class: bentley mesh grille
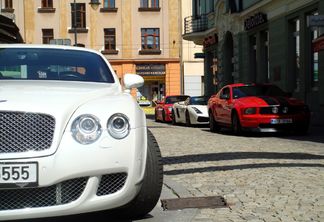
[0,177,88,210]
[0,111,55,153]
[96,173,127,196]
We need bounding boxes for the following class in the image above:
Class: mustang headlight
[71,115,102,144]
[272,106,279,114]
[244,107,256,115]
[107,113,130,139]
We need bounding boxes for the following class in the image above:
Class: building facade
[2,0,182,102]
[181,0,204,96]
[184,0,324,125]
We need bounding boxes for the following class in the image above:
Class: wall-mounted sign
[244,12,267,31]
[308,15,324,27]
[136,64,166,76]
[203,34,218,49]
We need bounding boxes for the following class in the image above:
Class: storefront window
[263,31,270,81]
[291,18,300,92]
[310,11,319,89]
[249,35,257,82]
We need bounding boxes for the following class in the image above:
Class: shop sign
[308,15,324,27]
[313,35,324,52]
[244,12,267,31]
[136,64,166,76]
[203,34,218,49]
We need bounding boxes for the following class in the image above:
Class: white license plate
[0,162,38,188]
[270,119,293,124]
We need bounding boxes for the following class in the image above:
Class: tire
[108,129,163,219]
[231,112,242,135]
[209,111,220,132]
[172,110,177,125]
[154,110,159,122]
[185,110,191,127]
[162,110,166,122]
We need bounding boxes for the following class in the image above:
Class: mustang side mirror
[123,74,144,92]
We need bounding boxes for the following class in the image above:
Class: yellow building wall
[168,0,180,59]
[122,1,132,59]
[166,62,181,95]
[59,0,68,38]
[24,0,35,43]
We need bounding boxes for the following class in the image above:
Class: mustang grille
[0,111,55,153]
[96,173,127,196]
[0,177,88,210]
[259,106,306,115]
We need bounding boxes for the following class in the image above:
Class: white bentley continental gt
[0,44,163,220]
[172,96,209,126]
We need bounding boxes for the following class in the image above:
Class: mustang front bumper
[240,113,310,132]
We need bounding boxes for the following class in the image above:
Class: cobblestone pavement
[147,118,324,222]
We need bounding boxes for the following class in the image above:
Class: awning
[0,15,24,43]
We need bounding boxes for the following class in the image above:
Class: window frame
[100,0,118,12]
[139,0,160,11]
[2,0,14,13]
[41,0,53,8]
[68,3,88,33]
[42,29,54,44]
[140,28,161,54]
[4,0,13,9]
[102,28,118,55]
[38,0,55,13]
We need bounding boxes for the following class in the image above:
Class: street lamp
[73,0,101,46]
[89,0,101,10]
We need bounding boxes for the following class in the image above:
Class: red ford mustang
[155,95,189,122]
[208,83,310,134]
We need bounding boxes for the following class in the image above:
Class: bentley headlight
[71,115,102,144]
[107,113,130,139]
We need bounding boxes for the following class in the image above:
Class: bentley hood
[0,81,120,115]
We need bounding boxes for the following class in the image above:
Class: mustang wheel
[154,110,159,122]
[231,112,242,135]
[108,129,163,219]
[209,111,220,132]
[162,110,166,122]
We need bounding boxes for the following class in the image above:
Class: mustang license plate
[270,119,293,124]
[0,162,38,188]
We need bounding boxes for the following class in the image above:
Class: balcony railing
[184,14,208,35]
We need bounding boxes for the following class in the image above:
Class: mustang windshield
[0,48,115,83]
[233,85,287,99]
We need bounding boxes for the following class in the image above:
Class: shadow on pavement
[163,162,324,175]
[162,152,324,175]
[163,152,324,165]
